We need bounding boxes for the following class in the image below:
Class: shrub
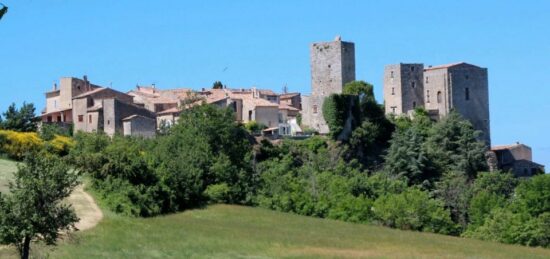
[46,135,75,156]
[373,188,458,235]
[514,174,550,217]
[204,183,231,204]
[244,120,266,134]
[0,130,43,160]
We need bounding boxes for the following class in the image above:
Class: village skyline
[0,1,549,167]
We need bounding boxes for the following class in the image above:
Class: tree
[1,103,39,132]
[0,3,7,21]
[212,81,223,89]
[0,153,79,259]
[425,111,487,179]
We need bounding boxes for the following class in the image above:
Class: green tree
[514,174,550,217]
[212,81,223,89]
[433,172,472,229]
[0,153,79,259]
[1,103,39,132]
[425,111,487,179]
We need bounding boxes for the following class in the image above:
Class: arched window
[437,91,442,103]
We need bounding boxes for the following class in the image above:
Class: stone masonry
[383,62,491,146]
[302,36,356,134]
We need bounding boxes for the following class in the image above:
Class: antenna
[282,84,288,94]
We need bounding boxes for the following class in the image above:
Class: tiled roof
[280,92,300,99]
[73,87,107,99]
[157,107,182,115]
[491,143,530,151]
[87,103,103,112]
[279,103,299,111]
[122,114,155,121]
[424,62,483,71]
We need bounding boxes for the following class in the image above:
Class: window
[107,120,110,125]
[425,76,429,84]
[390,106,397,114]
[411,82,416,88]
[391,87,395,95]
[248,110,253,121]
[390,71,394,79]
[413,101,417,108]
[465,87,470,101]
[47,116,52,122]
[410,66,415,72]
[88,114,92,123]
[437,91,442,103]
[313,105,318,114]
[328,64,331,68]
[56,116,61,122]
[78,115,83,122]
[426,90,430,103]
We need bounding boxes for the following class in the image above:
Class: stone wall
[123,116,156,138]
[302,38,356,134]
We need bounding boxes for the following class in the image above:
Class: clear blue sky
[0,1,548,168]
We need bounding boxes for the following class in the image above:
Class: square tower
[384,63,424,115]
[302,36,355,134]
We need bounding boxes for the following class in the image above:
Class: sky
[0,1,549,168]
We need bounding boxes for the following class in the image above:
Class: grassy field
[1,158,550,258]
[0,158,17,193]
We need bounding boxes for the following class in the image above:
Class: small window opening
[437,91,442,103]
[410,66,415,72]
[88,114,92,123]
[425,76,429,84]
[78,115,83,122]
[411,82,416,88]
[413,101,417,108]
[465,88,470,101]
[391,87,395,95]
[313,105,318,114]
[426,90,430,103]
[390,71,394,79]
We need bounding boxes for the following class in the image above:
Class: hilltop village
[39,36,544,177]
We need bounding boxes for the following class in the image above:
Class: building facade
[302,36,356,134]
[383,62,491,145]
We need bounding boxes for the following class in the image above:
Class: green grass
[0,158,17,193]
[1,158,549,258]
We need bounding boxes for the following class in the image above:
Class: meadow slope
[1,158,549,258]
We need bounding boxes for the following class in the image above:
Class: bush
[514,174,550,217]
[46,135,75,156]
[244,120,266,134]
[0,130,43,160]
[204,183,231,204]
[373,188,458,235]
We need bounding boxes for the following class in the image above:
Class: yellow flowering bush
[47,135,75,156]
[0,130,44,160]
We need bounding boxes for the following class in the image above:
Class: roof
[122,114,155,121]
[73,87,108,99]
[262,127,279,132]
[424,62,483,71]
[491,143,531,151]
[259,89,277,96]
[157,107,182,115]
[87,103,103,112]
[279,103,299,111]
[280,92,300,99]
[40,107,72,116]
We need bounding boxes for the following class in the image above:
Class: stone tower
[383,62,491,146]
[302,36,356,134]
[384,63,424,115]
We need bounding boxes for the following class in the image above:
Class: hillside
[1,158,549,258]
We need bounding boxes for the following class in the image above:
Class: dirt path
[67,185,103,231]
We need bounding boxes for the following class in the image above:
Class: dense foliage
[63,101,548,248]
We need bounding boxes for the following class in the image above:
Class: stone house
[383,62,491,145]
[41,76,100,124]
[72,87,156,137]
[280,92,302,110]
[489,143,545,177]
[123,115,157,138]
